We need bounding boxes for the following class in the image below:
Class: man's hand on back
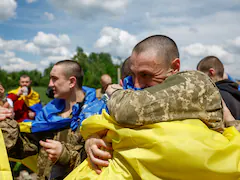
[85,130,112,174]
[105,84,122,98]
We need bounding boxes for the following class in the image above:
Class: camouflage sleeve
[57,132,86,170]
[0,118,39,159]
[108,71,224,132]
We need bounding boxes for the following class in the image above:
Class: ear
[208,68,216,77]
[171,58,180,73]
[69,76,77,88]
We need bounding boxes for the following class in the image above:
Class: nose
[48,79,53,87]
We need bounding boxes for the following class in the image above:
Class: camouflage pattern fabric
[108,71,225,132]
[0,119,85,180]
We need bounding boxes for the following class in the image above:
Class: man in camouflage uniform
[84,35,227,174]
[0,60,104,179]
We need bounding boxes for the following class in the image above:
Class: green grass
[32,86,52,105]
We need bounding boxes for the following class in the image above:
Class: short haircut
[101,74,112,84]
[133,35,179,66]
[121,57,131,80]
[55,60,84,88]
[20,74,30,79]
[197,56,224,78]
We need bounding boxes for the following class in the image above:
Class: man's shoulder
[172,70,214,85]
[8,87,20,95]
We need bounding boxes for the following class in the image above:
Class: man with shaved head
[82,35,225,178]
[197,56,240,119]
[0,60,105,179]
[96,74,112,99]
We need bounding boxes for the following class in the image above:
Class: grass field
[32,86,52,105]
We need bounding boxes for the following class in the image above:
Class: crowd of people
[0,34,240,180]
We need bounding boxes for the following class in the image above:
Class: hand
[0,107,14,120]
[28,111,35,119]
[85,130,112,174]
[105,84,123,98]
[17,87,24,96]
[39,139,63,163]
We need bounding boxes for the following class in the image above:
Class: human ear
[69,76,77,88]
[171,58,180,73]
[208,68,216,77]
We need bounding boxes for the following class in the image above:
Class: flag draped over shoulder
[19,86,108,133]
[65,110,240,180]
[0,129,12,180]
[8,87,42,113]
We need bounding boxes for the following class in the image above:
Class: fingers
[88,157,102,174]
[88,146,110,167]
[39,140,53,149]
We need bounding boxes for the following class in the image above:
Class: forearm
[0,118,39,158]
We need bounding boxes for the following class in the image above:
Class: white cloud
[0,51,38,72]
[49,0,129,18]
[40,56,71,66]
[33,32,70,48]
[0,38,26,51]
[41,46,70,57]
[95,26,138,58]
[0,31,73,72]
[0,0,17,21]
[182,43,234,64]
[44,12,55,21]
[26,0,37,3]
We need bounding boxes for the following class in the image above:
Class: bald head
[133,35,179,67]
[100,74,112,89]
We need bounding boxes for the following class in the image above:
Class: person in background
[197,56,240,119]
[0,60,106,179]
[6,75,42,122]
[96,74,112,99]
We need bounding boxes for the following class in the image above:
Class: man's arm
[0,118,39,159]
[107,71,224,132]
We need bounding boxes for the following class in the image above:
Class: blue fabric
[29,102,43,115]
[123,76,142,90]
[24,86,106,132]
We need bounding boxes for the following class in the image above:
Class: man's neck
[212,76,224,83]
[64,89,85,112]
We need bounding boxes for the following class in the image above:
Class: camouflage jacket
[108,71,225,132]
[0,119,86,180]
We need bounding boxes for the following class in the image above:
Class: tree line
[0,47,120,89]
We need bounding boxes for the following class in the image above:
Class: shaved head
[133,35,179,67]
[101,74,112,86]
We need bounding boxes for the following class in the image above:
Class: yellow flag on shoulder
[65,110,240,180]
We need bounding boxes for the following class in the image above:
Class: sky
[0,0,240,79]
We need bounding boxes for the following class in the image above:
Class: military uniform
[0,118,85,180]
[108,71,225,132]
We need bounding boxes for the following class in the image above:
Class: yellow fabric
[8,87,40,107]
[0,129,12,180]
[65,110,240,180]
[9,155,38,173]
[19,121,32,133]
